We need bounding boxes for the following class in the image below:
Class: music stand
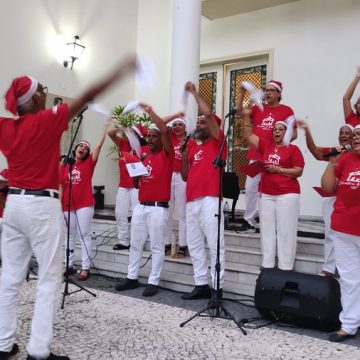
[61,113,96,309]
[180,111,246,334]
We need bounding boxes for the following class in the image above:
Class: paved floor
[6,272,360,360]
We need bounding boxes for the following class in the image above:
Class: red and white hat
[170,118,186,126]
[5,76,39,115]
[132,124,148,138]
[267,80,283,92]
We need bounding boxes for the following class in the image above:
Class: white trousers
[115,187,139,246]
[165,172,187,247]
[331,229,360,335]
[127,204,168,285]
[244,167,260,226]
[186,197,225,289]
[0,195,64,358]
[259,193,300,270]
[321,196,336,273]
[64,206,94,270]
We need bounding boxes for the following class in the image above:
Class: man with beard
[180,81,227,300]
[114,104,174,297]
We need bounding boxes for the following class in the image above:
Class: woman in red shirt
[60,119,111,280]
[322,124,360,342]
[242,109,304,270]
[343,67,360,127]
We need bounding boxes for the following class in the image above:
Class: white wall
[200,0,360,217]
[0,0,139,205]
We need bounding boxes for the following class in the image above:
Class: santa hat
[342,124,354,132]
[5,76,39,115]
[75,140,91,150]
[132,124,148,138]
[148,123,160,132]
[354,124,360,131]
[267,80,283,93]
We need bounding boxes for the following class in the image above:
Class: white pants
[0,195,64,358]
[244,167,260,226]
[259,193,300,270]
[115,187,139,247]
[331,229,360,335]
[64,206,94,270]
[322,196,336,273]
[186,197,225,289]
[165,172,187,247]
[127,204,168,285]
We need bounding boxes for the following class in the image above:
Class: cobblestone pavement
[6,274,360,360]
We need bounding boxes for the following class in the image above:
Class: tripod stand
[61,113,96,309]
[180,111,246,334]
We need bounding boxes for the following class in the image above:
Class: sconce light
[63,35,85,70]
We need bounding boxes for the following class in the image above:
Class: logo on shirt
[69,167,81,184]
[261,115,275,128]
[194,149,203,162]
[346,170,360,184]
[266,153,280,166]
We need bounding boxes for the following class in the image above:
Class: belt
[140,201,169,208]
[9,188,59,199]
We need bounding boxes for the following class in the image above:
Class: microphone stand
[180,110,246,334]
[61,113,96,309]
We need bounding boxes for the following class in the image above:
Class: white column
[169,0,201,130]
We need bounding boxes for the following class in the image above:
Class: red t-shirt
[118,137,132,152]
[186,131,227,202]
[60,155,97,211]
[345,112,360,127]
[0,105,69,190]
[170,132,185,173]
[258,138,304,195]
[248,104,294,160]
[139,148,174,202]
[331,152,360,236]
[118,151,140,188]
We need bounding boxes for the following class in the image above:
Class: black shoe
[181,285,212,300]
[114,277,139,291]
[238,221,256,233]
[164,244,171,256]
[0,343,19,359]
[112,243,130,250]
[143,284,159,297]
[329,331,356,343]
[27,353,70,360]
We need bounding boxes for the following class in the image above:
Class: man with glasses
[0,56,136,360]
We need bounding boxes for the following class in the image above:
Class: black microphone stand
[180,110,246,334]
[61,113,96,309]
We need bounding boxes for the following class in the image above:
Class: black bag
[254,268,341,331]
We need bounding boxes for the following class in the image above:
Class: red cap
[267,80,283,92]
[4,76,39,115]
[132,124,148,138]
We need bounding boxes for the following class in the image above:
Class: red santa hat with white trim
[267,80,283,92]
[4,76,39,115]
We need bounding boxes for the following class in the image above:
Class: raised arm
[162,111,185,124]
[297,120,324,160]
[241,107,259,150]
[67,55,137,120]
[107,126,124,146]
[140,103,172,155]
[185,81,220,139]
[92,118,112,162]
[343,67,360,119]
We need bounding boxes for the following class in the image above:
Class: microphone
[225,108,238,118]
[180,135,191,153]
[140,152,148,161]
[323,144,352,158]
[73,105,88,122]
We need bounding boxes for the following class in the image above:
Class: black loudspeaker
[254,268,341,331]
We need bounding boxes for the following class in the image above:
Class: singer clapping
[0,55,137,360]
[162,114,188,258]
[242,108,304,271]
[60,119,111,281]
[297,120,353,277]
[321,125,360,343]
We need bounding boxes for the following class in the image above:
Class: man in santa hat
[236,80,297,233]
[0,55,136,360]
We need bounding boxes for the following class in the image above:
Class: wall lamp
[63,35,86,70]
